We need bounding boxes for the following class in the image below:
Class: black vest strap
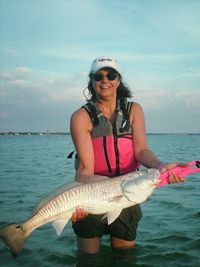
[66,150,78,159]
[82,102,99,127]
[82,100,133,133]
[119,101,133,133]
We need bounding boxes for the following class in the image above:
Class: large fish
[0,161,199,258]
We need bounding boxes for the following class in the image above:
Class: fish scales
[20,173,140,232]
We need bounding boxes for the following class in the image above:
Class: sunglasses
[93,72,118,82]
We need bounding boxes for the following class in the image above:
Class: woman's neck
[96,99,117,121]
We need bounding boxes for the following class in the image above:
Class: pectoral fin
[108,195,124,203]
[106,209,122,225]
[52,217,70,236]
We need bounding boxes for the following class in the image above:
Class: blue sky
[0,0,200,133]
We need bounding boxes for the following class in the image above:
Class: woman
[70,56,185,254]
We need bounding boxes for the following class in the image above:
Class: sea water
[0,134,200,267]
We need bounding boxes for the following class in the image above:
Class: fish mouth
[153,178,161,185]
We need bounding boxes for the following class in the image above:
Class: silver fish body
[0,168,160,257]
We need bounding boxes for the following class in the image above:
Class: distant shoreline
[0,132,70,136]
[0,132,199,136]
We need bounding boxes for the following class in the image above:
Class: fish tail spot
[0,223,29,258]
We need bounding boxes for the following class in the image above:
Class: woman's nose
[101,75,109,82]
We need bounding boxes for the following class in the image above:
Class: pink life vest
[82,101,139,177]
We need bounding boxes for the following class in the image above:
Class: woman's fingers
[168,173,185,183]
[71,208,88,222]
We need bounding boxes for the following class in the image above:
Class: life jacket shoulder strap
[127,101,133,116]
[82,101,133,129]
[81,102,99,127]
[119,101,133,133]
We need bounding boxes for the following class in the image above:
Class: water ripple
[1,134,200,267]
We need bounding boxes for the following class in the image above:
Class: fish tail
[0,223,29,258]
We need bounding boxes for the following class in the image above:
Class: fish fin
[52,217,70,236]
[108,195,124,203]
[0,223,29,258]
[106,210,122,225]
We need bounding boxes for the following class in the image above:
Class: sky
[0,0,200,133]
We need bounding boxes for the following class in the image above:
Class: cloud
[0,68,86,132]
[0,66,33,82]
[15,67,33,73]
[4,48,19,56]
[133,88,200,133]
[1,65,199,111]
[122,52,200,64]
[1,64,199,133]
[11,80,29,86]
[0,72,13,80]
[44,45,200,64]
[0,0,199,132]
[178,92,200,109]
[135,88,200,111]
[0,68,86,106]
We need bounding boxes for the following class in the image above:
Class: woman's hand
[71,207,88,223]
[159,162,188,183]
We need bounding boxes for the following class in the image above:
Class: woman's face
[92,69,120,101]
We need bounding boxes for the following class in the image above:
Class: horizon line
[0,131,199,135]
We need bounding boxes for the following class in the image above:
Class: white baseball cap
[89,56,122,75]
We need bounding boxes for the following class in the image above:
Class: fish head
[121,169,160,203]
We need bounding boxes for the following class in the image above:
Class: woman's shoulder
[131,102,144,113]
[129,102,145,125]
[71,106,89,118]
[71,107,93,129]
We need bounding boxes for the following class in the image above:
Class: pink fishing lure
[157,160,200,187]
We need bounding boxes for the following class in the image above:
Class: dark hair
[83,71,133,130]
